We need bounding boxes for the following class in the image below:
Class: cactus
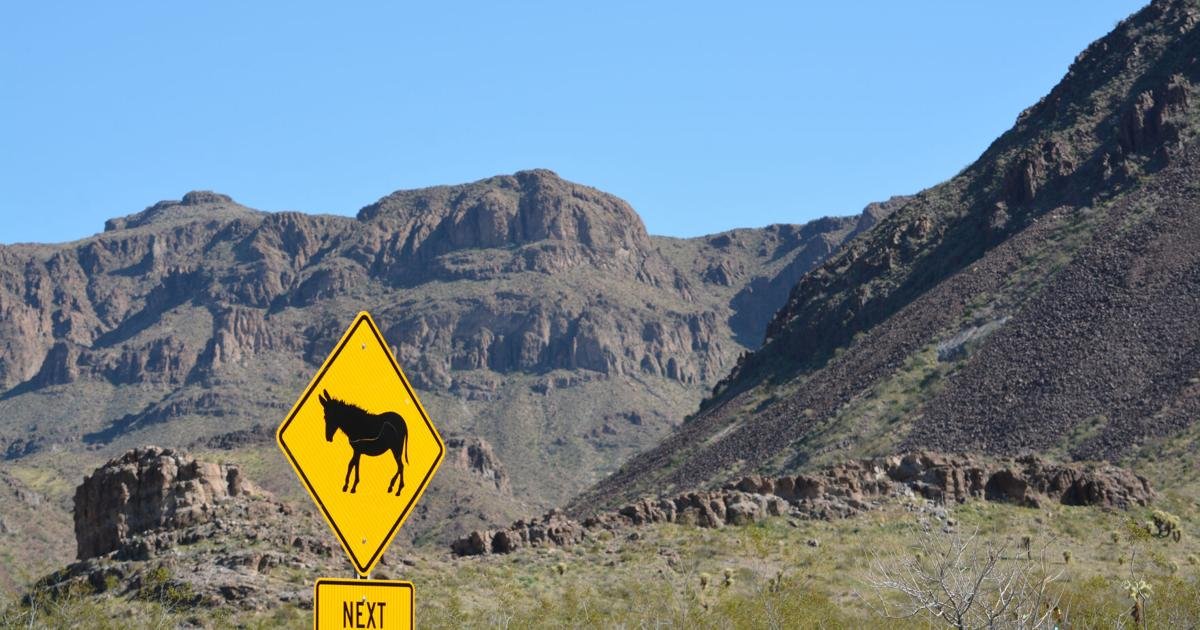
[1151,509,1183,542]
[1125,579,1152,628]
[768,569,785,593]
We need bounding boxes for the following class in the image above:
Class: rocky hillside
[0,169,886,580]
[14,447,1199,627]
[576,0,1200,511]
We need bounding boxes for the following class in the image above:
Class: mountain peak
[104,191,255,232]
[512,167,563,181]
[180,190,234,206]
[356,169,652,255]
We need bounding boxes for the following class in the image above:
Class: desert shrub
[134,565,197,611]
[0,579,185,630]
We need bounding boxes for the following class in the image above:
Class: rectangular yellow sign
[314,578,413,630]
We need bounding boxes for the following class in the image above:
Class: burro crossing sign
[277,311,444,628]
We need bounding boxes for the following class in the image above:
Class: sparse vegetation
[1,500,1197,628]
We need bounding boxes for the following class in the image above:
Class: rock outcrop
[190,424,272,451]
[450,509,586,556]
[43,448,333,611]
[456,452,1153,556]
[446,436,510,493]
[737,452,1155,511]
[73,446,264,560]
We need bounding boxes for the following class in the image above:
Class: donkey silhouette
[317,389,409,495]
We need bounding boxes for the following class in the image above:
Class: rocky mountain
[576,0,1200,511]
[0,169,886,581]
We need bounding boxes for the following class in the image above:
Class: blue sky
[1,1,1146,244]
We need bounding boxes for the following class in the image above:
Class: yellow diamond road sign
[277,311,444,576]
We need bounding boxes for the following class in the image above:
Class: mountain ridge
[0,169,889,582]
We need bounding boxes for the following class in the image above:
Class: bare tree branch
[860,527,1063,630]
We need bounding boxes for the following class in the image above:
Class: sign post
[277,311,444,628]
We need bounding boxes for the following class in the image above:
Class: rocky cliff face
[356,169,672,285]
[0,171,848,397]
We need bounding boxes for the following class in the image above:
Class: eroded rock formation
[454,452,1154,556]
[446,436,510,493]
[44,448,329,611]
[73,446,264,560]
